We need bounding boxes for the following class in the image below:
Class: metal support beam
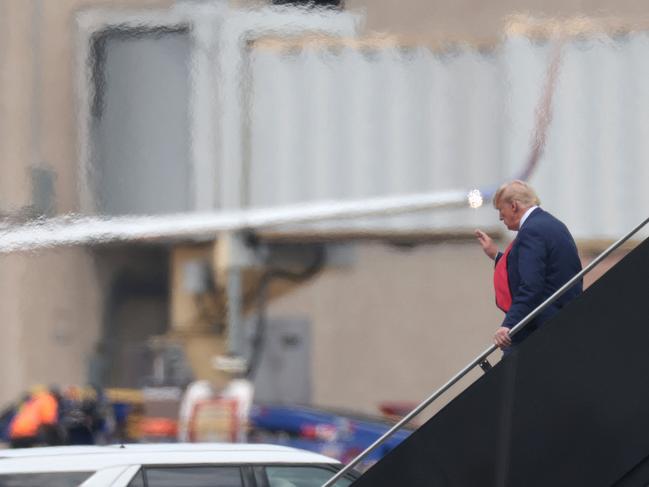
[226,266,244,357]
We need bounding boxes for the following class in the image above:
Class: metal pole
[226,266,244,357]
[322,215,649,487]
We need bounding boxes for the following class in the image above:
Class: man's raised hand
[475,229,498,260]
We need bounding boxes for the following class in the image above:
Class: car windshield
[266,466,355,487]
[138,466,243,487]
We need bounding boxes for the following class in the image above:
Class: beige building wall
[268,241,504,415]
[0,0,173,405]
[0,1,33,212]
[0,250,101,399]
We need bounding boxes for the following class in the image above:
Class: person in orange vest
[9,387,62,448]
[35,387,62,446]
[8,393,41,448]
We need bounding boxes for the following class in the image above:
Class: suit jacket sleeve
[502,226,547,329]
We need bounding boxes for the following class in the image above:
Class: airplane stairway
[349,234,649,486]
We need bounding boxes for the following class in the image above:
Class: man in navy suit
[475,180,582,350]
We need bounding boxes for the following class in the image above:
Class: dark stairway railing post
[322,216,649,487]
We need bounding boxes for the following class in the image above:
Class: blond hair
[493,180,541,208]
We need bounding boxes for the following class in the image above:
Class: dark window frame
[89,24,190,120]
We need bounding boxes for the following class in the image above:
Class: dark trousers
[10,436,38,448]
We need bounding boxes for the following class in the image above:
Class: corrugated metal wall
[505,34,649,241]
[247,34,649,239]
[83,16,649,240]
[247,41,504,232]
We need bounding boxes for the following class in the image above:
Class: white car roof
[0,443,340,474]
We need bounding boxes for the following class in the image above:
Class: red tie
[494,241,514,312]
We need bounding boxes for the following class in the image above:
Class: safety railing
[322,215,649,487]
